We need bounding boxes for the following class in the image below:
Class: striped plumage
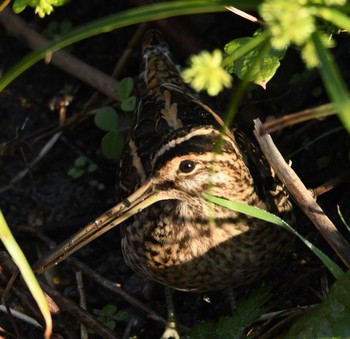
[29,31,294,339]
[117,31,293,291]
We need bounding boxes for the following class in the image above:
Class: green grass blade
[337,205,350,233]
[203,193,344,279]
[0,211,52,338]
[0,1,262,91]
[311,31,350,133]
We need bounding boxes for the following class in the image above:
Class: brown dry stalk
[0,8,119,100]
[254,118,350,269]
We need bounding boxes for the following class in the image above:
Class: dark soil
[1,1,350,338]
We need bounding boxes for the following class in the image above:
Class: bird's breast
[121,200,290,291]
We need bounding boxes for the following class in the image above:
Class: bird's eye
[179,160,196,173]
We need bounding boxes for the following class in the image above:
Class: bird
[117,30,293,291]
[34,30,293,337]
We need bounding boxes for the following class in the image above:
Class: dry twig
[253,118,350,268]
[0,251,119,338]
[0,8,119,100]
[26,228,189,330]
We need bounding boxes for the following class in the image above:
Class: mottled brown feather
[117,31,293,291]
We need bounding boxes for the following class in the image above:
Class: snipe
[34,29,293,332]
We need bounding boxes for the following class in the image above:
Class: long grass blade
[203,194,344,279]
[0,211,52,338]
[0,1,262,91]
[311,31,350,133]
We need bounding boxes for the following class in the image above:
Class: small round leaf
[74,156,86,168]
[101,131,123,159]
[94,107,118,132]
[88,163,98,173]
[121,96,136,112]
[117,77,134,101]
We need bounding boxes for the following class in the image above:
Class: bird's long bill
[34,179,161,274]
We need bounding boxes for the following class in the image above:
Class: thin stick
[111,23,148,79]
[311,170,350,198]
[0,305,42,329]
[76,271,88,339]
[261,103,336,134]
[0,0,10,12]
[225,6,265,25]
[0,132,61,193]
[254,118,350,268]
[0,8,119,100]
[32,230,190,331]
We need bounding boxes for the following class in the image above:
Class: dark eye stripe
[153,133,216,171]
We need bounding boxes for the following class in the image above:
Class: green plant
[286,270,350,338]
[186,288,269,339]
[2,1,350,337]
[94,77,136,160]
[203,194,349,337]
[0,211,52,338]
[67,156,97,179]
[4,0,350,131]
[180,1,350,131]
[97,304,128,331]
[12,0,70,18]
[204,193,344,279]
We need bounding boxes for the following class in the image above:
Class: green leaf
[104,320,116,330]
[218,288,269,338]
[12,0,28,13]
[225,32,286,88]
[27,0,39,7]
[68,167,84,179]
[187,288,269,339]
[74,156,86,168]
[117,77,134,101]
[55,0,70,7]
[121,96,136,112]
[87,163,98,173]
[286,270,350,338]
[186,322,217,339]
[101,131,123,159]
[94,107,118,132]
[114,310,128,321]
[103,304,118,315]
[311,31,350,133]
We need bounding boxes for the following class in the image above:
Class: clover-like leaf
[94,107,118,132]
[74,156,86,168]
[121,96,136,112]
[101,131,123,159]
[88,163,98,173]
[117,77,134,101]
